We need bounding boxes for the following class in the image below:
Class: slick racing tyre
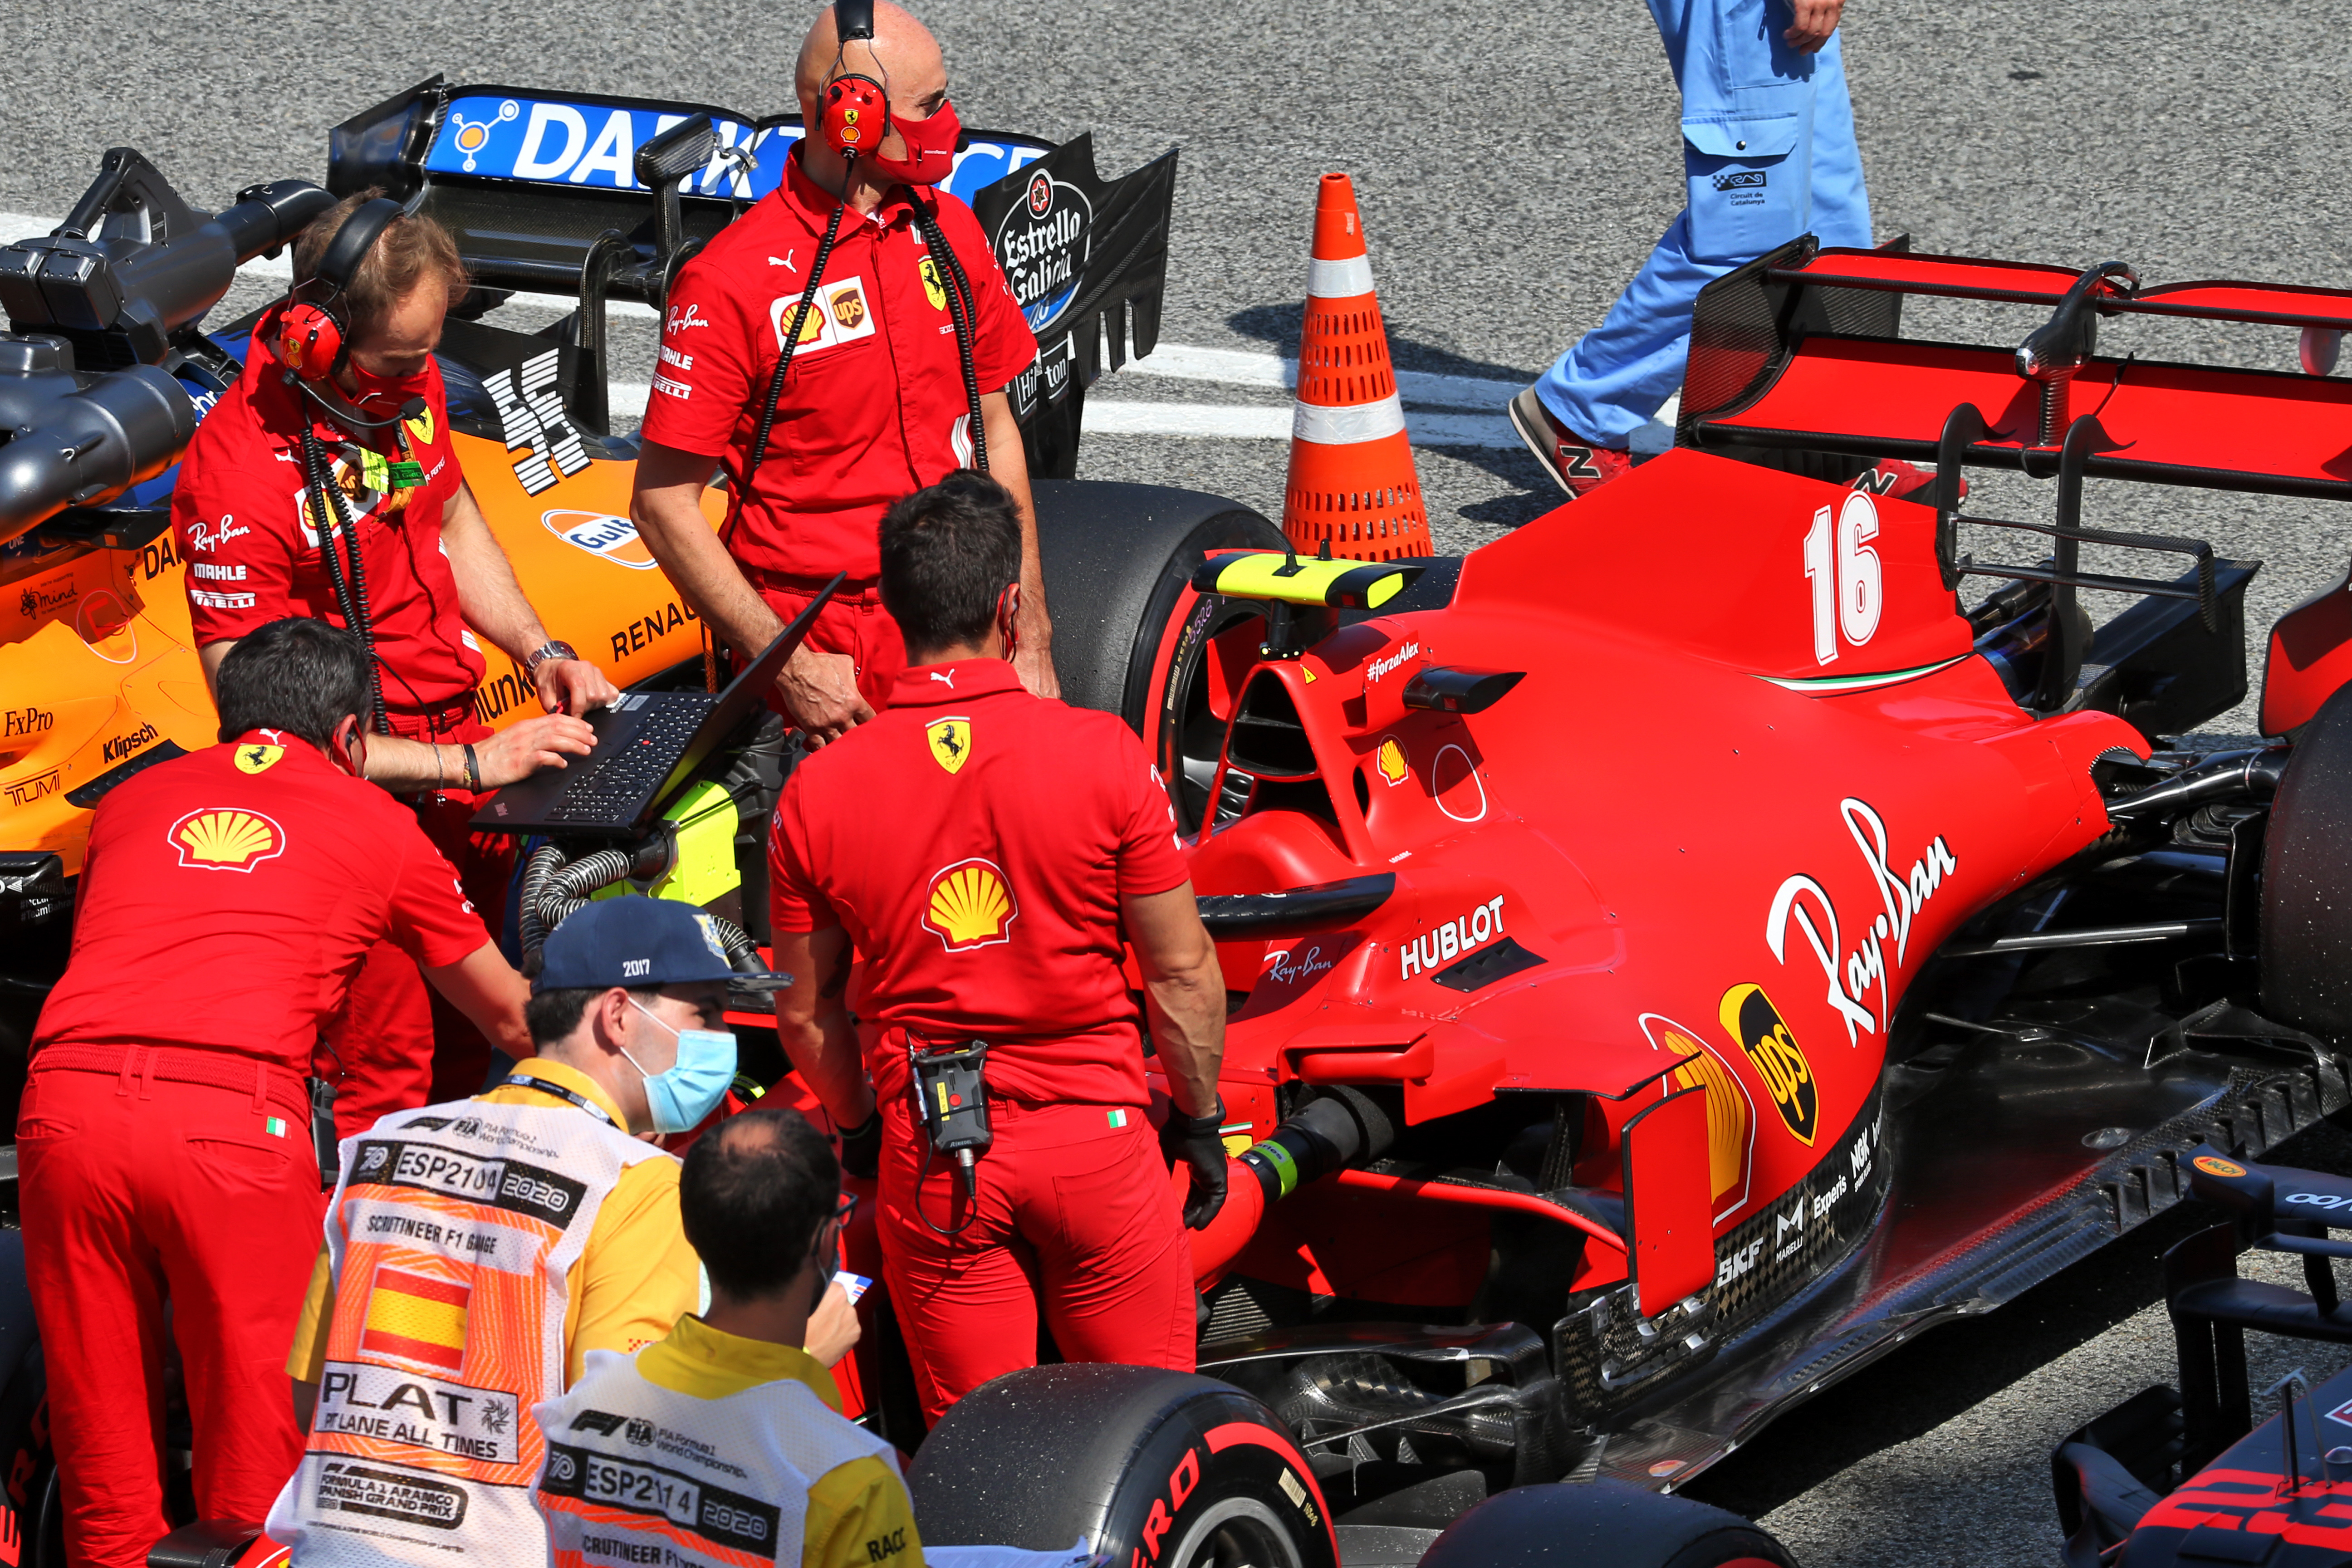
[2262,681,2352,1034]
[1419,1481,1794,1568]
[906,1364,1339,1568]
[1029,480,1284,833]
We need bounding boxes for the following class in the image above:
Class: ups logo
[1719,983,1817,1146]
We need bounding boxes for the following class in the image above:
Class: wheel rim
[1161,1495,1307,1568]
[1155,595,1264,836]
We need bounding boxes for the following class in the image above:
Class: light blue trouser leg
[1534,28,1875,444]
[1805,33,1872,250]
[1533,212,1741,443]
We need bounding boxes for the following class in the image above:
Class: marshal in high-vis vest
[269,897,785,1567]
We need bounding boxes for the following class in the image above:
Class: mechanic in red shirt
[632,0,1054,747]
[21,617,530,1568]
[769,472,1228,1418]
[171,192,616,1133]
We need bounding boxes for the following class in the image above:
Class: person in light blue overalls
[1510,0,1910,499]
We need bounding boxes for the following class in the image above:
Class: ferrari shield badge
[233,742,284,774]
[927,717,972,774]
[920,255,949,312]
[1720,983,1817,1147]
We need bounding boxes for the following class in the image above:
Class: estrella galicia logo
[1712,171,1768,191]
[991,166,1093,333]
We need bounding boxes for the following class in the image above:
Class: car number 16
[1804,492,1883,665]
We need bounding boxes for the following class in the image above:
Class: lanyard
[503,1073,621,1131]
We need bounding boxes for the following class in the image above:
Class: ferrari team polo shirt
[286,1058,700,1388]
[768,659,1191,1109]
[31,731,487,1078]
[171,306,482,713]
[641,153,1038,585]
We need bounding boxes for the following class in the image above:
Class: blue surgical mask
[621,998,739,1134]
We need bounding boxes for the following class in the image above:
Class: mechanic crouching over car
[268,896,807,1568]
[19,617,532,1568]
[631,0,1054,746]
[769,471,1230,1420]
[171,191,618,1139]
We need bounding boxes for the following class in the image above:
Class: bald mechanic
[270,897,777,1568]
[175,193,618,1134]
[633,0,1054,747]
[20,617,528,1568]
[769,472,1229,1419]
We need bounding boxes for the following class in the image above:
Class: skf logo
[2192,1154,2246,1179]
[235,742,285,774]
[924,858,1017,951]
[541,510,660,570]
[169,807,288,872]
[1720,983,1816,1146]
[1373,736,1409,787]
[927,717,971,774]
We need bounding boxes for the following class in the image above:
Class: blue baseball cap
[534,897,789,994]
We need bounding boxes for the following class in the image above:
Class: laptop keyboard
[540,700,710,825]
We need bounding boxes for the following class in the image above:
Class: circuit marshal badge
[1720,983,1817,1147]
[927,718,972,774]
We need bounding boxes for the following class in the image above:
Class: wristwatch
[523,640,578,678]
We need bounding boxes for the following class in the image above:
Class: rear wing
[1675,238,2352,716]
[328,78,1177,476]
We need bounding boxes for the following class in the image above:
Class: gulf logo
[542,510,660,570]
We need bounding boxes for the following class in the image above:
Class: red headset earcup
[822,75,888,157]
[278,301,343,379]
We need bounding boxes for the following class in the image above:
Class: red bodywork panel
[1184,447,2140,1303]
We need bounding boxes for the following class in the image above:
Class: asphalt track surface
[10,2,2352,1561]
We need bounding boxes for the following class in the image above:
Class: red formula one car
[14,83,2352,1568]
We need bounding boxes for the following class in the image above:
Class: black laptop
[472,576,841,835]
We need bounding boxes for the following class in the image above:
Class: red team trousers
[748,574,909,718]
[324,701,513,1139]
[18,1050,324,1568]
[878,1097,1195,1420]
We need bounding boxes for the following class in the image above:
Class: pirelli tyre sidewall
[906,1365,1337,1568]
[2264,679,2352,1033]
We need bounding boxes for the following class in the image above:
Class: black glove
[1162,1097,1229,1230]
[838,1110,882,1180]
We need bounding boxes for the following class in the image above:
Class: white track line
[3,211,1676,452]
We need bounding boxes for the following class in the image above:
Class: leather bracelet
[462,743,481,792]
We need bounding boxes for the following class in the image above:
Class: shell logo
[923,858,1018,951]
[1373,736,1409,787]
[1646,1015,1754,1215]
[542,510,661,570]
[168,807,287,872]
[2193,1155,2247,1179]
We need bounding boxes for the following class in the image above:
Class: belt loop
[253,1061,270,1115]
[115,1046,138,1098]
[138,1049,157,1101]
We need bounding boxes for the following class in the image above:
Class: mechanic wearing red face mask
[170,192,618,1137]
[20,617,530,1568]
[769,472,1229,1420]
[632,0,1053,748]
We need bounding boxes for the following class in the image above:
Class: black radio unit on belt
[908,1039,992,1235]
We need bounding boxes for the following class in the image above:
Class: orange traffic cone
[1281,173,1431,563]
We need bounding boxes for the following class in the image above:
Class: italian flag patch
[1107,1109,1128,1129]
[264,1116,288,1137]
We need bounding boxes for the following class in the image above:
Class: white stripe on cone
[1294,396,1408,445]
[1306,254,1375,299]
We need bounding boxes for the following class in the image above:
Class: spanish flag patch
[360,1267,471,1371]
